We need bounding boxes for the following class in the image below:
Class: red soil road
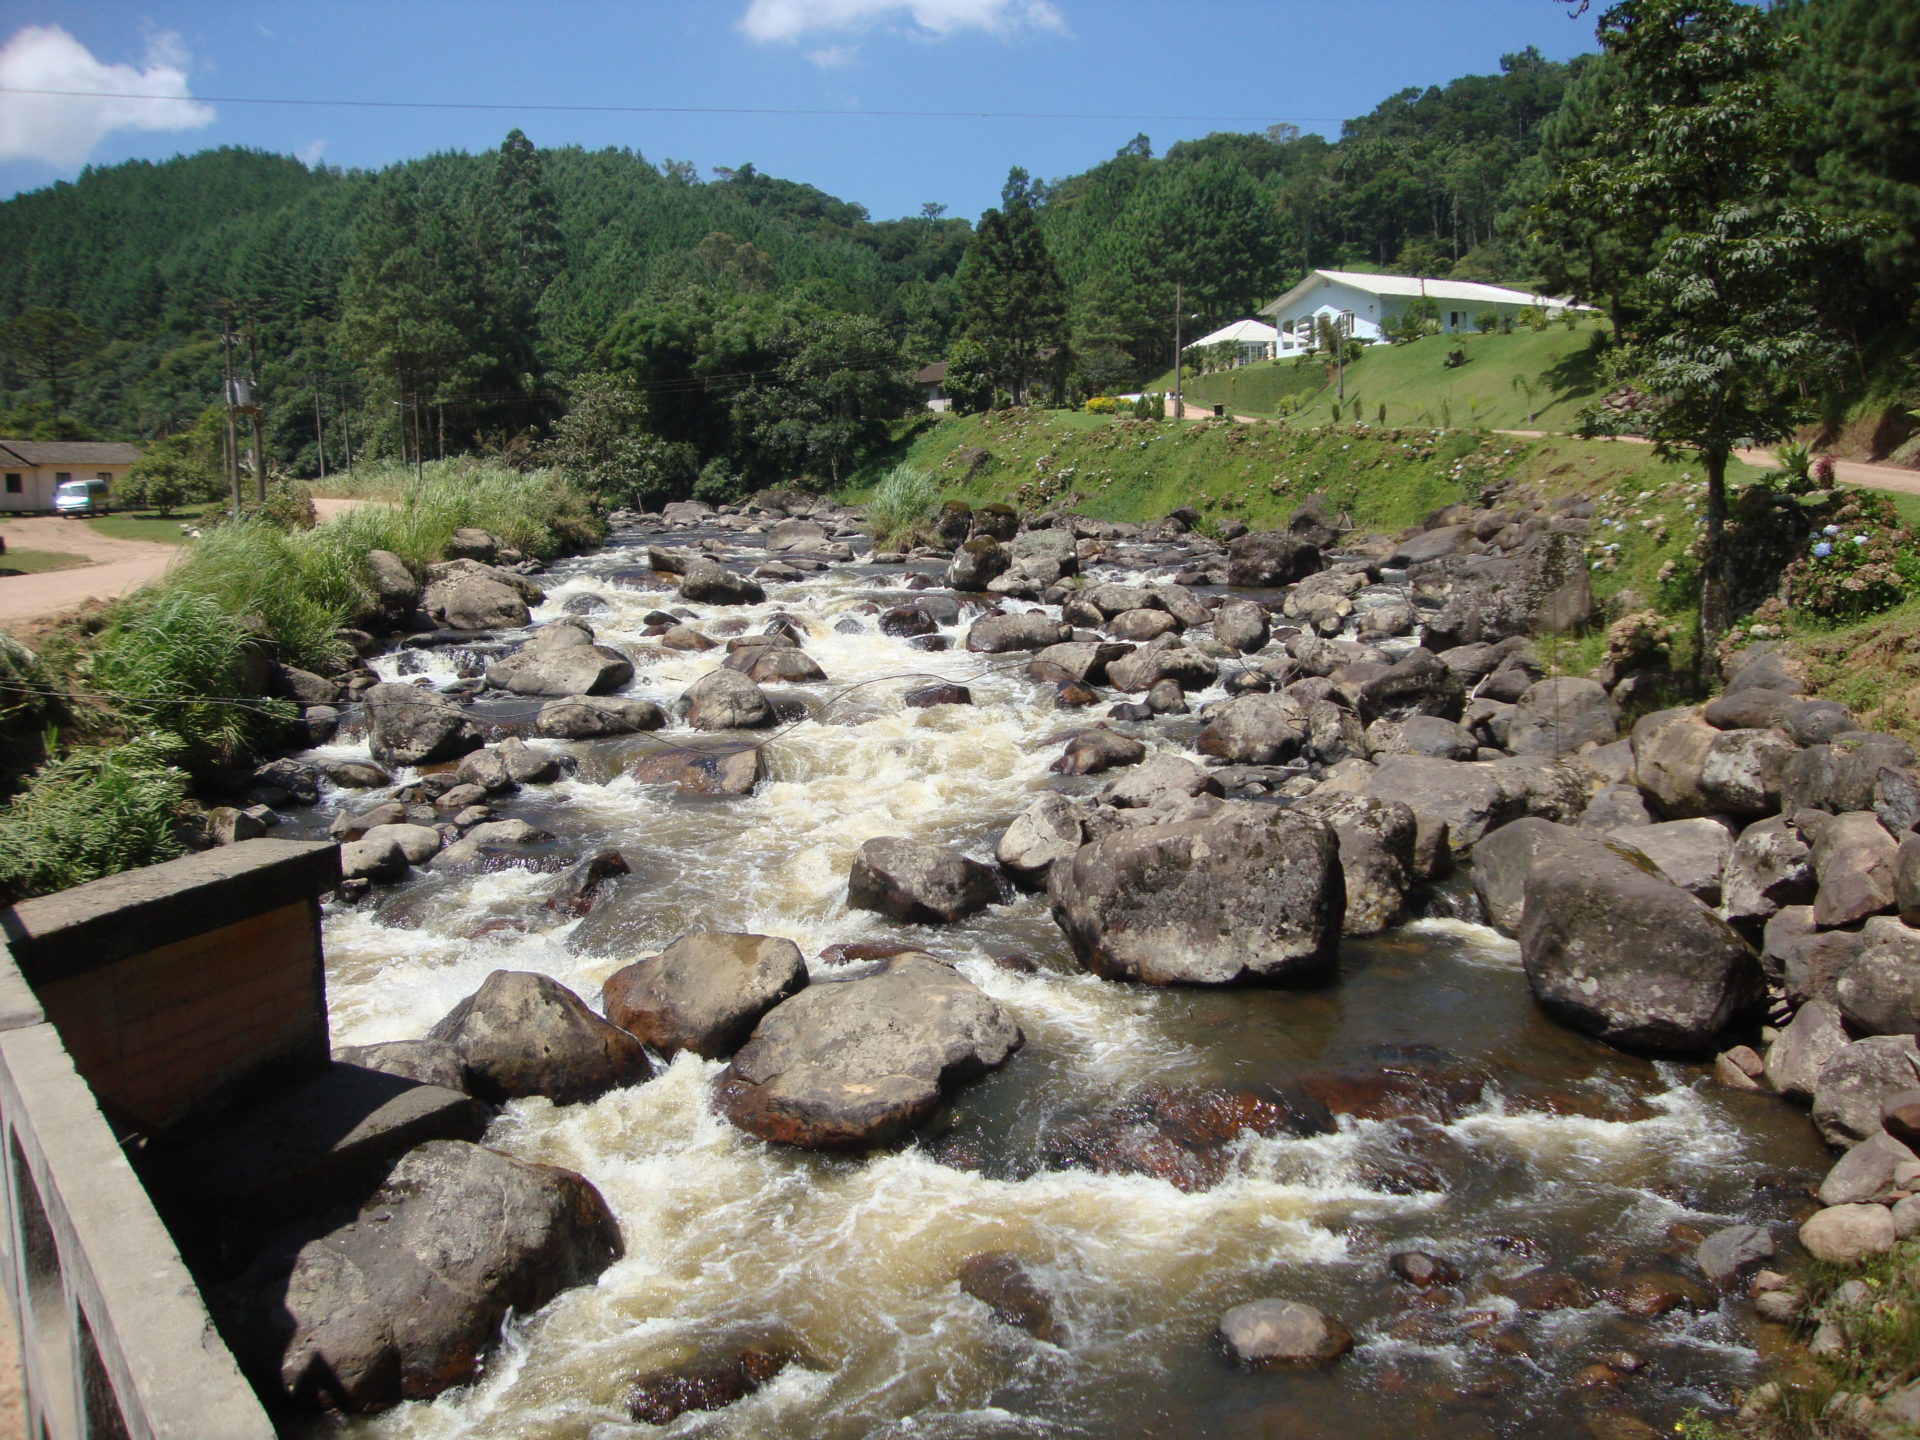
[0,497,379,631]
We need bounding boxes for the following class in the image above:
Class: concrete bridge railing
[0,838,342,1440]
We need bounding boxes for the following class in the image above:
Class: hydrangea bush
[1783,494,1920,621]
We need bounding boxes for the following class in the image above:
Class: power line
[0,86,1346,127]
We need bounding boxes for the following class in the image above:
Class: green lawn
[85,503,216,544]
[1152,320,1612,432]
[0,548,90,576]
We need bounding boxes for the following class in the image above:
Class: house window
[55,472,70,483]
[3,474,19,494]
[97,472,111,482]
[1449,311,1462,330]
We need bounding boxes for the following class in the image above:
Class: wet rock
[601,932,808,1060]
[1765,905,1869,1003]
[1052,728,1146,776]
[1225,531,1322,587]
[1389,1252,1459,1289]
[340,836,409,884]
[1214,600,1269,655]
[324,761,393,789]
[363,683,483,768]
[731,645,827,685]
[879,604,937,638]
[996,793,1084,891]
[1721,816,1815,928]
[360,823,443,866]
[1812,1035,1920,1148]
[625,1334,808,1426]
[631,741,763,796]
[424,572,533,631]
[680,669,775,730]
[678,557,766,606]
[534,695,666,739]
[1049,802,1343,985]
[1102,752,1224,810]
[1291,792,1417,936]
[363,548,420,620]
[1485,1268,1588,1311]
[1106,637,1219,693]
[1764,999,1848,1102]
[847,837,1002,925]
[1194,692,1307,765]
[957,1252,1063,1344]
[1216,1300,1352,1370]
[905,683,971,709]
[1507,678,1618,756]
[1031,641,1131,686]
[219,1140,620,1413]
[966,612,1072,654]
[716,951,1021,1149]
[1837,915,1920,1035]
[1800,1204,1897,1264]
[485,643,635,698]
[1813,811,1898,927]
[1519,845,1764,1054]
[1617,817,1734,906]
[1696,1225,1775,1288]
[1356,648,1465,724]
[428,971,653,1106]
[1471,818,1641,937]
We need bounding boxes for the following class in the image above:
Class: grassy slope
[87,504,216,544]
[1153,322,1611,431]
[0,549,89,575]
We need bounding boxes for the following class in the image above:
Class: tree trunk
[1697,447,1731,684]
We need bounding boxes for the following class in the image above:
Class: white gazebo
[1183,319,1278,366]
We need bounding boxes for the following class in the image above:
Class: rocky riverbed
[231,494,1900,1439]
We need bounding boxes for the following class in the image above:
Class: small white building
[0,440,141,514]
[1258,271,1584,355]
[1183,319,1279,367]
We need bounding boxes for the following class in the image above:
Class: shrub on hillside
[1083,396,1120,414]
[1784,494,1920,622]
[0,737,188,903]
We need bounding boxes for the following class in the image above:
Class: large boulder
[1291,792,1417,936]
[716,952,1022,1148]
[1781,732,1916,816]
[1618,818,1735,906]
[601,933,808,1059]
[1049,803,1344,985]
[1194,693,1307,765]
[487,644,634,697]
[535,696,667,739]
[427,971,654,1106]
[1422,531,1595,650]
[1356,649,1465,724]
[680,669,775,730]
[1213,600,1270,656]
[219,1140,620,1412]
[847,837,1002,924]
[1471,818,1641,937]
[1106,637,1219,693]
[1519,846,1765,1053]
[1052,728,1146,775]
[424,571,534,631]
[1812,1035,1920,1148]
[631,741,763,796]
[996,793,1084,891]
[1812,811,1899,927]
[362,549,420,620]
[946,538,1010,591]
[1835,916,1920,1036]
[1216,1300,1352,1370]
[965,612,1073,654]
[1359,755,1572,854]
[1630,709,1718,819]
[679,558,766,606]
[1226,531,1321,587]
[1699,729,1798,818]
[1764,998,1848,1103]
[363,683,483,768]
[1721,816,1815,929]
[1507,678,1618,757]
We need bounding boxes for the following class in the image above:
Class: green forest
[0,0,1912,507]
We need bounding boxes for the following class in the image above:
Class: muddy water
[301,532,1828,1440]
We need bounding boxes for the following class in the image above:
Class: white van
[52,478,111,515]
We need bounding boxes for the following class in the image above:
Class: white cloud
[807,44,861,69]
[0,24,214,168]
[738,0,1065,45]
[297,138,327,167]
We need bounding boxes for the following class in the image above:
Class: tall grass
[0,737,188,903]
[866,463,942,548]
[163,522,365,674]
[313,458,604,562]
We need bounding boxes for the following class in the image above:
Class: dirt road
[0,515,178,628]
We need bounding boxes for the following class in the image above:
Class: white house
[1183,319,1279,367]
[0,440,141,514]
[1258,271,1585,355]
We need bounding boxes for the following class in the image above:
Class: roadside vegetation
[0,548,88,575]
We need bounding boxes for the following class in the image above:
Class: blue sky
[0,1,1600,220]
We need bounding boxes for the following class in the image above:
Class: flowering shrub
[1784,494,1920,621]
[1083,396,1120,415]
[1606,611,1675,670]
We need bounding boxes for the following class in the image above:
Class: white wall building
[0,440,141,514]
[1258,270,1585,355]
[1183,319,1279,367]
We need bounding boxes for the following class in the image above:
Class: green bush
[0,737,188,903]
[162,522,361,674]
[1785,494,1920,621]
[1474,309,1501,334]
[866,463,941,547]
[85,588,295,761]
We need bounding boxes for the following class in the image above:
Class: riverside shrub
[1784,494,1920,622]
[0,737,187,903]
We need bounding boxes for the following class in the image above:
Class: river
[291,522,1826,1440]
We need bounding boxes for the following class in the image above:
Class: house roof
[0,440,142,467]
[1185,319,1278,350]
[914,361,948,385]
[1258,270,1581,318]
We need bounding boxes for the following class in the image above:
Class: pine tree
[955,168,1067,405]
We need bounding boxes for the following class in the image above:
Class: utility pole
[410,382,424,483]
[337,382,353,473]
[218,307,242,517]
[1171,279,1184,421]
[244,317,267,503]
[309,362,327,481]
